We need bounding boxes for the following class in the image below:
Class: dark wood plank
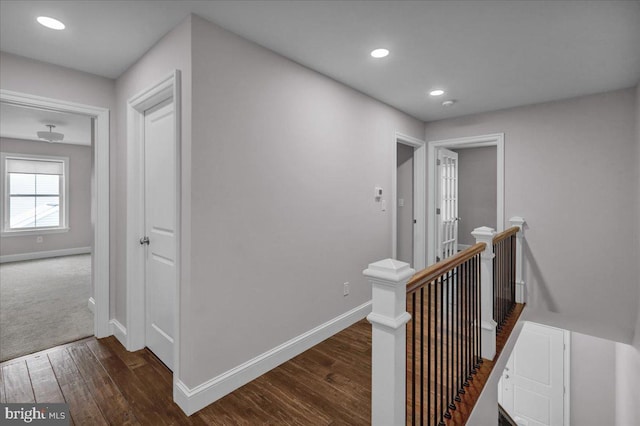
[2,361,34,403]
[0,337,94,368]
[98,337,206,426]
[25,355,64,403]
[67,344,140,425]
[86,338,174,425]
[1,319,376,425]
[48,349,108,426]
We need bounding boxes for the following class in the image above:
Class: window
[1,153,69,234]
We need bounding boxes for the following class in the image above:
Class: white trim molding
[88,297,96,314]
[427,133,504,265]
[393,132,427,270]
[0,246,91,264]
[110,319,127,348]
[0,89,110,339]
[174,301,372,416]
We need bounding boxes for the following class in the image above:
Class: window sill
[1,227,70,237]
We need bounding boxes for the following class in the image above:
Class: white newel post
[509,216,526,303]
[471,226,497,360]
[363,259,415,426]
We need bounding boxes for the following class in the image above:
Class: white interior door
[436,148,458,261]
[143,97,176,370]
[499,322,567,426]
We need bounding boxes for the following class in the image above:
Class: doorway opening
[427,133,504,265]
[0,89,111,359]
[392,132,426,270]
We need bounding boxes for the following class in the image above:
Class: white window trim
[1,152,70,236]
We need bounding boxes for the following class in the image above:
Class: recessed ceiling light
[429,89,445,97]
[37,16,65,30]
[370,48,389,58]
[442,100,456,107]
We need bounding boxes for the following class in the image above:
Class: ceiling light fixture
[370,48,389,58]
[442,100,456,107]
[429,89,445,96]
[37,16,65,30]
[37,124,64,143]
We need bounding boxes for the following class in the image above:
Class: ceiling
[0,103,92,146]
[1,1,639,121]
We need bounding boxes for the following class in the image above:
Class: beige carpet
[0,254,93,361]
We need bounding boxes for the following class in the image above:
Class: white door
[436,148,459,261]
[143,97,177,370]
[499,322,567,426]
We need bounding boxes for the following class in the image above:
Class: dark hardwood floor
[0,307,524,425]
[0,320,372,425]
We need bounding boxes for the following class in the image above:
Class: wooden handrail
[492,226,519,244]
[406,242,486,294]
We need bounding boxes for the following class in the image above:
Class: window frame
[1,152,70,236]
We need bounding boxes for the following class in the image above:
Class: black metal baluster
[411,291,416,425]
[439,275,445,426]
[427,281,432,426]
[448,267,457,413]
[477,254,483,367]
[433,279,440,425]
[511,235,516,312]
[444,270,452,419]
[420,286,424,425]
[456,261,464,400]
[492,242,497,326]
[466,258,475,386]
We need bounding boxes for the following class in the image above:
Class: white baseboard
[174,300,372,415]
[515,280,526,303]
[88,297,96,314]
[0,246,91,264]
[110,319,127,347]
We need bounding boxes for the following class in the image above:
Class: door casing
[427,133,504,265]
[392,132,426,270]
[126,71,181,376]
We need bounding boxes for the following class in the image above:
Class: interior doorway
[392,132,426,271]
[396,144,414,265]
[449,145,497,251]
[0,89,110,348]
[427,133,504,265]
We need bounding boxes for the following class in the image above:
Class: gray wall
[397,144,414,265]
[185,15,424,387]
[425,88,638,344]
[452,146,496,246]
[0,138,92,256]
[570,332,616,426]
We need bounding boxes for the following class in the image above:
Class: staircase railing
[405,243,484,426]
[364,216,526,426]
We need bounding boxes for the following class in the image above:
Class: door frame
[126,70,181,372]
[392,132,426,270]
[427,133,504,265]
[0,89,111,338]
